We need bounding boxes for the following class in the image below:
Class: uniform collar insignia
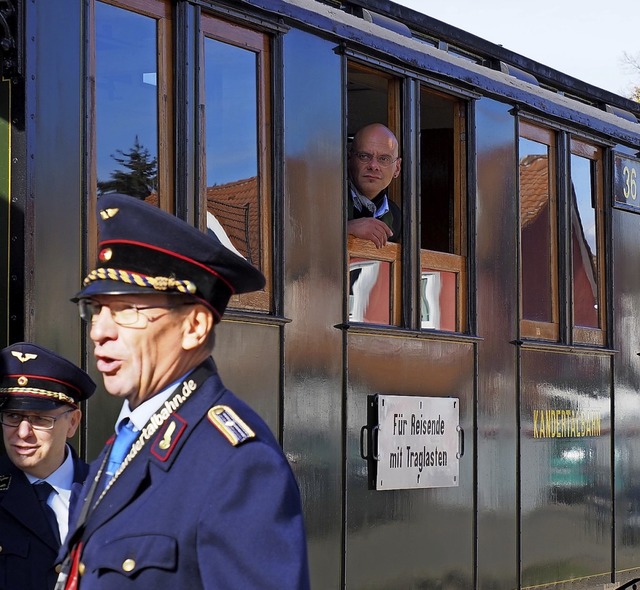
[150,414,187,462]
[0,474,11,491]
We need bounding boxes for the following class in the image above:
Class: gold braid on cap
[83,268,197,294]
[0,387,77,407]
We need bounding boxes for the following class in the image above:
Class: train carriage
[2,0,640,588]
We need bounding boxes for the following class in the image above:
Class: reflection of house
[520,154,598,326]
[206,177,260,266]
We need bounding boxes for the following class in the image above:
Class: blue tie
[34,481,61,543]
[105,419,138,480]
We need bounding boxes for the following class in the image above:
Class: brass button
[78,562,86,576]
[55,564,62,574]
[122,558,136,572]
[0,546,3,553]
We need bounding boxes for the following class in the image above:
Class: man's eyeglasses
[78,299,194,328]
[352,151,399,168]
[0,409,75,431]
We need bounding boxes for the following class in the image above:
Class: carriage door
[343,63,475,588]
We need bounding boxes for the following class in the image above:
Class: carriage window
[570,139,605,345]
[419,87,467,332]
[202,17,271,312]
[519,123,559,341]
[518,123,606,346]
[95,0,172,208]
[347,63,402,326]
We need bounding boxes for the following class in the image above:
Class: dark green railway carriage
[2,0,640,588]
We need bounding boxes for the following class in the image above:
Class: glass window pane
[520,137,554,323]
[571,154,599,328]
[420,269,457,330]
[349,259,392,325]
[204,37,261,268]
[96,2,158,201]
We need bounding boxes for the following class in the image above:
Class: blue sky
[394,0,639,98]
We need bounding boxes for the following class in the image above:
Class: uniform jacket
[60,358,309,589]
[0,447,88,590]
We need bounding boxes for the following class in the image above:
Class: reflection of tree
[97,136,157,199]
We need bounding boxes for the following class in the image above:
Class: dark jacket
[0,447,88,590]
[348,187,402,243]
[59,358,309,590]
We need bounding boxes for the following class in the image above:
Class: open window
[346,62,402,326]
[419,87,467,332]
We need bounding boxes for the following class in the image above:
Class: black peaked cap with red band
[73,193,266,322]
[0,342,96,411]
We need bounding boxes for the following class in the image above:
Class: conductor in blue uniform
[0,342,96,590]
[56,193,309,589]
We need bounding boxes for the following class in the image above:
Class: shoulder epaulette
[207,405,255,446]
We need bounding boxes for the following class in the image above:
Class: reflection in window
[571,154,599,328]
[519,137,554,324]
[204,37,260,267]
[421,270,457,330]
[96,2,158,201]
[349,260,392,325]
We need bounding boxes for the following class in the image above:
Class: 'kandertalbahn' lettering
[533,409,601,438]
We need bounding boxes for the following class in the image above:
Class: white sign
[375,395,460,491]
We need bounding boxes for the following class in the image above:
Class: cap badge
[99,207,120,220]
[11,351,37,363]
[17,376,28,386]
[99,248,113,262]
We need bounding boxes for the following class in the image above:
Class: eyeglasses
[0,409,75,431]
[352,151,399,168]
[78,299,194,328]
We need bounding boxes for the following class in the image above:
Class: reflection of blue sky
[96,2,158,184]
[205,39,257,186]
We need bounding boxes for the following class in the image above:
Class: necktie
[105,419,138,480]
[34,481,61,544]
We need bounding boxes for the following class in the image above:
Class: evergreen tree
[97,136,158,199]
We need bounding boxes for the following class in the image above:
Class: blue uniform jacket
[0,447,88,590]
[60,358,310,589]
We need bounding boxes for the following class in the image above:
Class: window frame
[418,86,468,333]
[519,121,560,341]
[199,14,273,313]
[89,0,174,262]
[569,136,606,346]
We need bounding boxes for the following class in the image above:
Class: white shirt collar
[25,444,74,492]
[114,378,184,433]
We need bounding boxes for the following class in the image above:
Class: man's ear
[182,304,214,351]
[66,409,82,439]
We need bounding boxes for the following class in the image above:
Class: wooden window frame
[200,15,272,313]
[89,0,174,264]
[346,61,403,326]
[570,137,605,346]
[519,121,559,341]
[419,87,467,333]
[348,237,401,326]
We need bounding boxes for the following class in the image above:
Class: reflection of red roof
[206,177,260,266]
[520,155,548,227]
